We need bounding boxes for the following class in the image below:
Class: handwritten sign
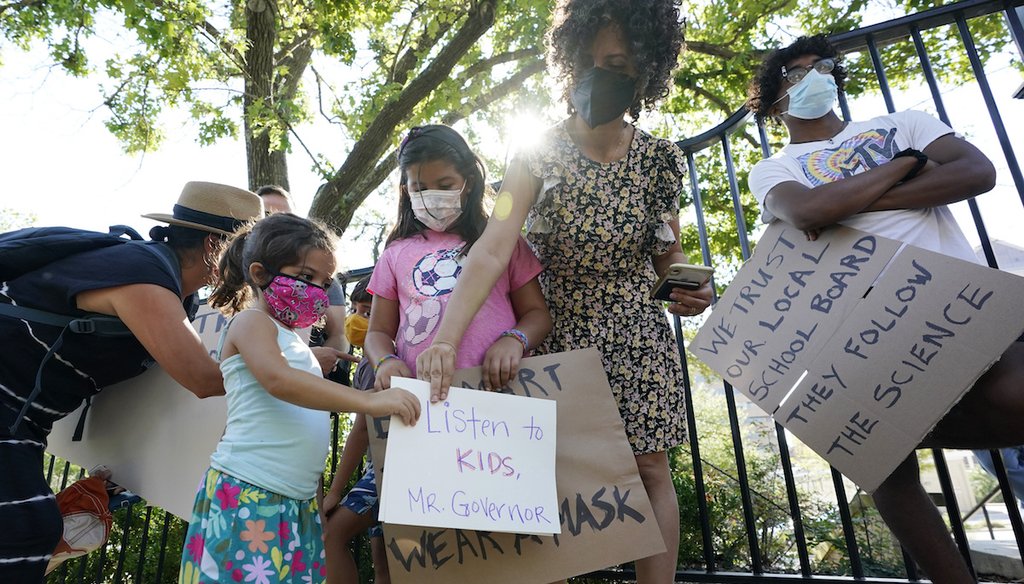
[367,349,665,584]
[693,223,1024,491]
[379,379,558,534]
[47,303,230,519]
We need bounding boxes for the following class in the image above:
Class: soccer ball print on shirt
[798,127,902,186]
[403,247,462,345]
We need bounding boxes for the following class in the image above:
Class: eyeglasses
[781,58,835,84]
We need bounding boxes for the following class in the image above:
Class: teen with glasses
[747,34,1023,584]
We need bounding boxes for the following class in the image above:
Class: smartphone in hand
[651,263,714,301]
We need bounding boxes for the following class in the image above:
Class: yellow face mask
[345,313,369,347]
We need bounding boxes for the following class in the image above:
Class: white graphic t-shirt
[748,110,978,263]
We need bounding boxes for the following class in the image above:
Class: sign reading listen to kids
[379,378,559,535]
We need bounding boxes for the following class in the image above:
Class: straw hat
[142,182,265,236]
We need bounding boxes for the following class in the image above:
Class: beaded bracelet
[374,353,401,372]
[500,329,529,352]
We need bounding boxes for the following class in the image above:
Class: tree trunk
[243,0,289,190]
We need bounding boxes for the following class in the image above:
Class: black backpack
[0,225,186,439]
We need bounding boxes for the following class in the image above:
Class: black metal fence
[43,0,1024,582]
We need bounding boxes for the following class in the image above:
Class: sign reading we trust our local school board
[379,379,558,534]
[693,222,1024,492]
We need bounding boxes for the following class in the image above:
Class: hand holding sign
[379,377,558,534]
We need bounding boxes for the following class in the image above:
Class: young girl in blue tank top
[178,213,420,584]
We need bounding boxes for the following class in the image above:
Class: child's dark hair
[350,275,372,304]
[385,125,489,247]
[209,213,338,315]
[747,34,847,125]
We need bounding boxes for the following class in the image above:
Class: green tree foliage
[0,1,1012,238]
[0,0,550,232]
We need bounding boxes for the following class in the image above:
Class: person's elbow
[258,367,307,402]
[970,156,997,195]
[766,192,831,232]
[185,366,225,398]
[536,310,553,344]
[779,205,830,232]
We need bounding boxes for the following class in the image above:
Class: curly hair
[547,0,683,119]
[747,34,848,125]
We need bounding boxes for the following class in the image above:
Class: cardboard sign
[47,304,231,520]
[367,349,665,584]
[693,223,1024,491]
[46,303,322,519]
[378,380,558,534]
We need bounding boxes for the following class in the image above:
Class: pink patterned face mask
[261,272,330,329]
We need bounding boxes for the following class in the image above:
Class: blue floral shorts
[340,465,382,537]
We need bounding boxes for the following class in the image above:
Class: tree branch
[684,82,758,148]
[456,48,542,83]
[277,38,313,101]
[275,29,314,63]
[388,2,425,83]
[150,0,246,70]
[441,58,545,125]
[388,6,461,87]
[311,65,345,126]
[310,0,500,231]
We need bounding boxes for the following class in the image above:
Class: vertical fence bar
[910,24,999,268]
[986,449,1024,561]
[900,546,920,581]
[682,152,718,572]
[45,452,56,483]
[135,506,154,583]
[155,510,173,582]
[956,12,1024,207]
[113,505,135,583]
[331,414,340,477]
[774,424,812,576]
[838,88,853,122]
[1005,4,1024,57]
[720,134,761,572]
[58,459,71,490]
[930,449,977,578]
[73,551,88,584]
[830,468,864,578]
[722,380,762,573]
[756,122,772,160]
[866,35,897,113]
[721,136,751,259]
[755,120,813,577]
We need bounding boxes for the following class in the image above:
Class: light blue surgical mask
[780,69,837,120]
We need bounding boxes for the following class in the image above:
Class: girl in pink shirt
[323,125,552,583]
[367,125,552,391]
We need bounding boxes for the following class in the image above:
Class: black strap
[72,396,92,442]
[0,304,131,336]
[8,325,69,436]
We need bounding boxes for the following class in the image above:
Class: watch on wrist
[892,148,928,182]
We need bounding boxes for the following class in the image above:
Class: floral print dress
[521,120,688,454]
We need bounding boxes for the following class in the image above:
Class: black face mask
[570,66,637,128]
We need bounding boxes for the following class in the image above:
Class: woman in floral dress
[417,0,713,580]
